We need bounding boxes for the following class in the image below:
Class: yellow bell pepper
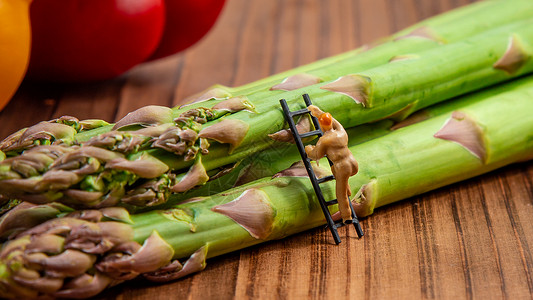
[0,0,31,111]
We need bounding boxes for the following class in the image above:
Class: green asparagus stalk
[2,18,533,209]
[5,0,533,151]
[1,75,532,298]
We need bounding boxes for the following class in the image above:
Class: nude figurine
[305,105,358,223]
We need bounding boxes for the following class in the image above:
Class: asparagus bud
[0,206,210,298]
[0,99,255,208]
[0,117,110,154]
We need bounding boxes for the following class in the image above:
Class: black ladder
[279,94,364,244]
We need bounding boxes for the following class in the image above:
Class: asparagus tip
[78,119,111,131]
[171,156,209,193]
[0,122,77,153]
[212,188,274,239]
[52,272,112,299]
[390,109,431,130]
[320,75,372,107]
[97,230,174,274]
[106,154,169,179]
[212,96,257,113]
[388,54,420,63]
[113,105,174,130]
[434,111,487,163]
[493,34,530,75]
[144,245,208,282]
[269,116,312,143]
[198,119,249,153]
[374,101,419,124]
[0,202,67,240]
[181,86,232,106]
[100,207,134,224]
[270,73,322,91]
[272,161,330,179]
[394,26,444,43]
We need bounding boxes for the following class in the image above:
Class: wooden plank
[0,83,58,139]
[53,79,124,122]
[412,191,468,299]
[481,171,533,298]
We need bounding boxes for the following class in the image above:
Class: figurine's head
[318,112,333,131]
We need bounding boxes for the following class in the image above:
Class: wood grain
[0,0,532,299]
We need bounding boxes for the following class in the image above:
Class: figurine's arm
[305,139,327,161]
[307,105,325,118]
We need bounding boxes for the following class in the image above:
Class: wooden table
[2,0,533,298]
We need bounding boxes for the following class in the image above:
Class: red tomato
[28,0,226,82]
[149,0,226,60]
[27,0,165,82]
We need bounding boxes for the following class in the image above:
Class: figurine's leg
[335,174,353,222]
[345,156,358,198]
[332,168,351,199]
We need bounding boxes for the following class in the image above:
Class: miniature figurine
[305,105,358,224]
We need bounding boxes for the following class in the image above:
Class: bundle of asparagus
[1,75,532,298]
[0,0,533,298]
[2,2,533,209]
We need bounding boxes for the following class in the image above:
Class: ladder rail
[303,94,334,168]
[279,94,364,244]
[302,94,363,238]
[279,98,342,244]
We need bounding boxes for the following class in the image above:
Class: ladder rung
[325,199,338,206]
[289,108,310,117]
[326,221,343,229]
[299,129,322,138]
[333,222,344,229]
[317,175,335,183]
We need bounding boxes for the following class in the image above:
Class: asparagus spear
[1,75,532,298]
[4,0,533,153]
